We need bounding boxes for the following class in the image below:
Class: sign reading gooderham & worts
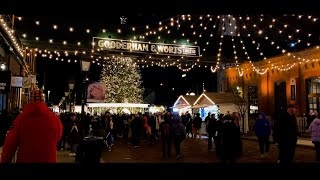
[93,37,200,57]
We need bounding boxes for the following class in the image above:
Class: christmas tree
[100,56,144,103]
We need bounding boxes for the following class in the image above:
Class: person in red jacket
[0,89,63,163]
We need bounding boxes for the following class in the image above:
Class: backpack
[162,123,171,137]
[173,123,186,140]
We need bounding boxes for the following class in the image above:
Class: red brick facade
[223,46,320,118]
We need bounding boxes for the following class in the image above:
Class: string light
[0,15,23,57]
[241,18,268,75]
[268,15,313,47]
[11,16,318,71]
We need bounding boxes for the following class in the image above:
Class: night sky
[10,6,320,108]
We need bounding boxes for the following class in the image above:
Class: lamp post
[61,96,66,113]
[0,63,6,71]
[64,91,69,112]
[69,81,75,112]
[81,60,91,117]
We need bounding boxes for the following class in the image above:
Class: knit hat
[29,89,45,103]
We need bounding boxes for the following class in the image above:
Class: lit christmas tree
[100,56,144,103]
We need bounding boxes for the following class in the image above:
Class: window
[248,86,258,114]
[309,97,317,111]
[307,78,320,114]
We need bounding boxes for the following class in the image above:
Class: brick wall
[223,46,320,118]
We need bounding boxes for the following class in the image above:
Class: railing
[256,115,310,138]
[297,116,310,137]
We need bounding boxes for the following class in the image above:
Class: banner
[22,77,31,88]
[92,37,200,57]
[87,82,106,102]
[0,71,11,93]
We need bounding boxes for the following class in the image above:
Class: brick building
[221,46,320,131]
[0,15,36,112]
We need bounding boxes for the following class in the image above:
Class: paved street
[57,137,317,163]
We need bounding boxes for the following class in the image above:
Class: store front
[172,95,199,115]
[0,70,11,111]
[87,102,150,115]
[193,92,240,118]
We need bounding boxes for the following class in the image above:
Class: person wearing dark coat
[148,113,157,145]
[207,113,217,152]
[131,113,142,147]
[214,114,224,158]
[185,113,193,138]
[159,118,172,158]
[193,113,202,140]
[220,114,242,163]
[0,110,11,147]
[57,113,68,150]
[254,112,271,157]
[67,113,81,157]
[172,115,185,159]
[273,104,299,164]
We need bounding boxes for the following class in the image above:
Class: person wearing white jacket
[308,112,320,161]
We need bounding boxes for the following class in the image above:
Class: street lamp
[64,91,69,112]
[0,63,6,71]
[69,81,75,112]
[81,60,91,117]
[69,82,75,91]
[61,96,66,112]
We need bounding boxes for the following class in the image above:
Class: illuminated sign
[92,37,200,57]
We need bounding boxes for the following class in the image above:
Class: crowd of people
[0,90,319,164]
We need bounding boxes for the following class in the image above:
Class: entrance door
[274,81,287,118]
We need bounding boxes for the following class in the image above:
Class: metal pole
[81,72,85,117]
[69,90,72,112]
[81,71,88,121]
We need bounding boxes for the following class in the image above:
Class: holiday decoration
[100,56,144,103]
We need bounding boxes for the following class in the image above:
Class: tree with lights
[230,86,249,134]
[100,56,144,103]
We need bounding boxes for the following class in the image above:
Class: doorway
[274,81,287,118]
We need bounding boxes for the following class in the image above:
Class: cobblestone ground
[99,138,316,163]
[57,137,317,163]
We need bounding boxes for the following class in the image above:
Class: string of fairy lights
[3,14,320,74]
[231,14,318,76]
[246,15,318,73]
[0,15,24,57]
[19,15,203,69]
[237,16,268,75]
[29,14,320,71]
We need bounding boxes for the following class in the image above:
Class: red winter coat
[0,102,63,163]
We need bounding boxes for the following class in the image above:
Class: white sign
[93,37,200,57]
[11,76,23,88]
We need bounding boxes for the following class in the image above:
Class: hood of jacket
[313,118,320,125]
[22,102,50,116]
